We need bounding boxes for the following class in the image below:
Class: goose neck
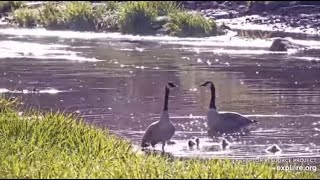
[209,83,216,109]
[163,86,170,111]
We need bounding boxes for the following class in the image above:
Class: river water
[0,27,320,162]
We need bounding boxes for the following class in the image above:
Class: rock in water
[269,38,288,51]
[269,38,305,52]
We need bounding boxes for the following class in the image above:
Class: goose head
[200,81,214,87]
[200,81,216,109]
[199,81,215,93]
[167,82,178,88]
[162,82,178,112]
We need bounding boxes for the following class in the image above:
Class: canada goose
[266,145,281,153]
[200,81,258,136]
[188,136,200,150]
[32,87,40,94]
[221,139,229,150]
[141,82,178,152]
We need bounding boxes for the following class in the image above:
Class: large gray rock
[269,39,288,51]
[269,38,304,52]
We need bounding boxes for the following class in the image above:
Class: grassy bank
[0,1,24,13]
[0,98,318,178]
[5,1,220,37]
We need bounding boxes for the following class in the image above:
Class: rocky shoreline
[188,1,320,36]
[1,1,320,36]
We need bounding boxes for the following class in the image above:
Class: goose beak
[200,81,214,87]
[168,82,178,88]
[200,83,207,87]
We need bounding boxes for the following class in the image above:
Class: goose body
[141,82,177,152]
[200,81,258,136]
[207,109,257,134]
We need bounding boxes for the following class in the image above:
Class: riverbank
[1,1,320,41]
[0,1,224,37]
[193,1,320,38]
[0,98,318,178]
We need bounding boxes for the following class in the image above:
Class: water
[216,15,320,37]
[0,27,320,162]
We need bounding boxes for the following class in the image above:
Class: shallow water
[0,27,320,163]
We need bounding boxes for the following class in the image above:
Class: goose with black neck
[200,81,258,137]
[141,82,178,152]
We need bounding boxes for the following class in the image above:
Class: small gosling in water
[188,136,200,150]
[221,139,229,150]
[266,144,281,153]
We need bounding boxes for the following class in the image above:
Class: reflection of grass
[238,29,273,39]
[0,98,318,178]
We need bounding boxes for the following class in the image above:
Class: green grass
[118,1,159,35]
[0,1,24,13]
[94,1,121,32]
[14,1,109,30]
[38,2,66,29]
[64,1,96,31]
[118,1,217,37]
[11,1,219,37]
[1,98,317,178]
[14,1,121,31]
[166,11,217,37]
[13,7,39,27]
[101,1,121,12]
[149,1,182,16]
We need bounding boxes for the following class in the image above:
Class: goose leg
[161,141,165,152]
